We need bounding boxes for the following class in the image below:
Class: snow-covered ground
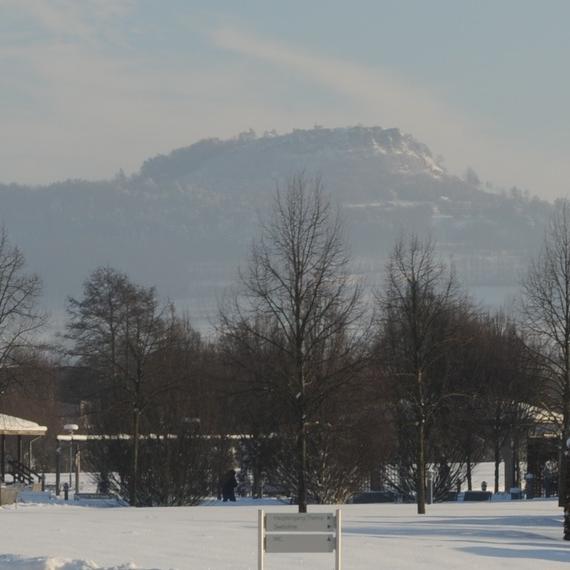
[0,492,568,569]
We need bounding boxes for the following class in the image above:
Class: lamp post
[63,424,78,491]
[55,445,61,496]
[562,437,570,540]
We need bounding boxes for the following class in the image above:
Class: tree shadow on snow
[459,545,570,563]
[350,514,561,528]
[345,523,553,544]
[420,515,561,528]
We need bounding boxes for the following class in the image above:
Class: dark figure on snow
[98,473,110,495]
[222,469,238,502]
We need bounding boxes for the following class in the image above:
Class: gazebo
[0,413,47,482]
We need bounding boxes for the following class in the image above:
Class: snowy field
[0,493,568,570]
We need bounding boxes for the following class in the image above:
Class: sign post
[335,509,342,570]
[258,510,342,569]
[258,509,265,570]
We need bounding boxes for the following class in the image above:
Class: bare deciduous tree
[0,227,44,397]
[219,174,367,512]
[521,199,570,508]
[66,267,168,506]
[376,234,467,514]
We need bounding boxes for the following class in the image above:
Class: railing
[8,460,45,489]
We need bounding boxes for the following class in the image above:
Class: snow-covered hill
[0,126,552,322]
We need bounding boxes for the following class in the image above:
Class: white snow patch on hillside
[371,138,388,155]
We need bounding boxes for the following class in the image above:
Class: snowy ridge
[141,125,447,185]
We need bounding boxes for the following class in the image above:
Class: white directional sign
[258,509,342,570]
[266,533,335,553]
[265,513,335,532]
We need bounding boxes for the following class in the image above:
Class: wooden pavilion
[0,413,47,482]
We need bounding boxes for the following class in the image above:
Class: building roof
[0,413,48,436]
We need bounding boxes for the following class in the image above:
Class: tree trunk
[253,462,263,499]
[513,433,520,489]
[560,381,570,507]
[298,417,307,513]
[494,438,500,494]
[130,409,140,506]
[466,456,472,491]
[417,419,426,515]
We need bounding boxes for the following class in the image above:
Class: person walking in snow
[222,469,238,502]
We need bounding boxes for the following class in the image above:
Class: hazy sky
[1,0,569,199]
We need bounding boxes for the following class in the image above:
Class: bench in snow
[463,491,492,501]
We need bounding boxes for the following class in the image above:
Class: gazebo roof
[0,413,48,436]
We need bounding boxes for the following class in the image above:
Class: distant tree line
[1,174,568,514]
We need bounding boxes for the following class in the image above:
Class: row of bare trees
[1,176,569,513]
[216,176,544,514]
